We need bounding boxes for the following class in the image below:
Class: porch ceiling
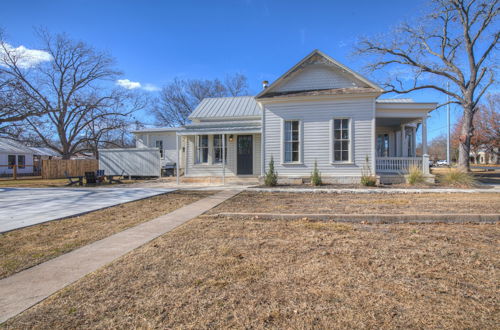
[376,117,420,128]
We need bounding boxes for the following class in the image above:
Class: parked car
[436,160,449,166]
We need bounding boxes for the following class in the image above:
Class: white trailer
[99,148,161,177]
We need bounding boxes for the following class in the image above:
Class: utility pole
[446,82,450,165]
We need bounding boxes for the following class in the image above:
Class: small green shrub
[310,160,322,186]
[407,165,425,185]
[264,156,278,186]
[360,155,377,186]
[440,169,475,187]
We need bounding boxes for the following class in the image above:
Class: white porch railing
[376,157,423,173]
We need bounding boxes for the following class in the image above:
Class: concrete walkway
[0,188,175,233]
[0,189,241,324]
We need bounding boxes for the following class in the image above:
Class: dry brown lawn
[3,216,498,329]
[209,191,500,215]
[0,190,214,279]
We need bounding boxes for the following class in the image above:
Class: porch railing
[376,157,423,173]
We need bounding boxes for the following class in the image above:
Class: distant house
[133,50,437,183]
[0,138,60,176]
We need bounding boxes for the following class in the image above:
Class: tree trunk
[457,105,474,172]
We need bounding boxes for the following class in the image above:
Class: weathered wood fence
[41,159,98,179]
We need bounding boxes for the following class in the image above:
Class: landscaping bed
[4,217,498,328]
[0,190,215,279]
[209,191,500,215]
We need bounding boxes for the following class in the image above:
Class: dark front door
[237,135,253,175]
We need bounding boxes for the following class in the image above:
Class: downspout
[176,133,180,185]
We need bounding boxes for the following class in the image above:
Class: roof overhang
[177,120,261,136]
[376,102,438,119]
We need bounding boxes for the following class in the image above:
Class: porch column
[176,133,180,185]
[422,117,428,155]
[222,133,225,185]
[401,125,407,157]
[422,116,430,174]
[412,126,417,157]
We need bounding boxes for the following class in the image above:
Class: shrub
[310,160,322,186]
[264,156,278,186]
[407,165,425,185]
[360,155,377,186]
[440,169,475,187]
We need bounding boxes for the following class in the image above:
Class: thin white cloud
[142,83,160,92]
[116,79,160,92]
[116,79,141,89]
[0,43,52,68]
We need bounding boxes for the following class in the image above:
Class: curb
[246,187,500,194]
[208,212,500,224]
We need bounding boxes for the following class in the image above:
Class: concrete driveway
[0,187,175,233]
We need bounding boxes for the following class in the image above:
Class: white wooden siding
[263,97,375,178]
[185,134,261,177]
[274,65,364,93]
[99,148,160,177]
[135,132,179,166]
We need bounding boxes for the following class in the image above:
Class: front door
[237,135,253,175]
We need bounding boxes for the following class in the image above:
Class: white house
[0,138,60,176]
[133,50,437,184]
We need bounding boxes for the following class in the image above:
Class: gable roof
[256,49,384,99]
[0,138,34,154]
[189,96,260,120]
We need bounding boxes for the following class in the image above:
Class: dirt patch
[4,217,498,328]
[0,190,214,279]
[209,191,500,215]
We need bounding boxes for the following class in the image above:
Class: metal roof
[131,127,184,134]
[0,138,33,154]
[188,96,261,120]
[29,147,60,157]
[377,98,415,103]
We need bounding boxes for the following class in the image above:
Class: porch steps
[180,176,259,185]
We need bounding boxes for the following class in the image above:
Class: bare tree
[0,30,50,135]
[1,30,146,158]
[153,73,248,127]
[356,0,499,171]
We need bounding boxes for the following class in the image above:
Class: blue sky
[1,0,462,140]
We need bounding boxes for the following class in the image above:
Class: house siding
[263,97,375,181]
[274,65,363,93]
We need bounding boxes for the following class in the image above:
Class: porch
[175,120,262,184]
[375,115,430,177]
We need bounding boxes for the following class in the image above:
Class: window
[333,119,351,162]
[284,120,300,162]
[155,140,164,158]
[17,155,25,169]
[213,135,227,163]
[8,155,16,169]
[196,135,209,163]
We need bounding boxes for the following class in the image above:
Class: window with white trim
[284,120,300,163]
[196,135,209,163]
[8,155,15,169]
[213,134,227,163]
[333,118,351,162]
[155,140,164,158]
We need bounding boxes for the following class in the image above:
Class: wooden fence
[41,159,98,179]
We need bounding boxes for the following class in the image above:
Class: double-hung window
[332,118,351,162]
[17,155,25,169]
[155,140,164,158]
[213,135,227,163]
[8,155,15,169]
[196,135,209,164]
[284,120,300,163]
